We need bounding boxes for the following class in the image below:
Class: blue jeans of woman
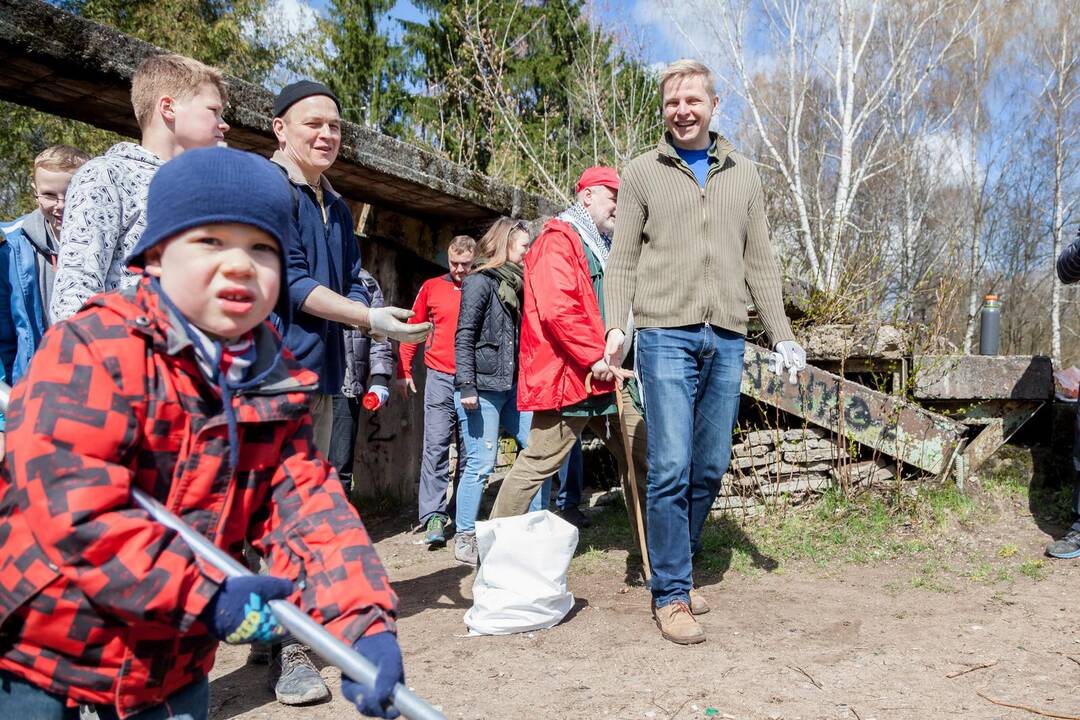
[636,324,744,608]
[454,387,547,533]
[0,669,208,719]
[556,438,585,510]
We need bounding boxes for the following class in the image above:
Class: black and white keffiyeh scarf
[558,202,611,268]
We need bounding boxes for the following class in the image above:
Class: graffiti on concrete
[741,343,965,475]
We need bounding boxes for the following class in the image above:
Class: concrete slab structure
[912,355,1053,401]
[802,324,908,361]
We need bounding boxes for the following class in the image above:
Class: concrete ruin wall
[0,0,561,503]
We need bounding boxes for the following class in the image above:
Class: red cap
[575,166,620,194]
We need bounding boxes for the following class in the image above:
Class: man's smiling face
[662,74,718,151]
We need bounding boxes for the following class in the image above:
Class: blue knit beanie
[126,146,293,322]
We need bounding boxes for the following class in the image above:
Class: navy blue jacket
[273,153,370,394]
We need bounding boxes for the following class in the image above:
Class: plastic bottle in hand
[362,384,390,411]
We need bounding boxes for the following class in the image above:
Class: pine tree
[318,0,410,136]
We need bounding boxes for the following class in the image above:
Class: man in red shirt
[398,235,476,545]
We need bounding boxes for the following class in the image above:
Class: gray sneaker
[1047,528,1080,559]
[268,643,330,705]
[454,532,478,565]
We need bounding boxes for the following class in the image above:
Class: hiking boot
[653,600,706,645]
[1046,528,1080,559]
[247,641,272,665]
[268,643,330,705]
[689,588,710,615]
[424,514,448,546]
[557,504,592,529]
[454,532,478,566]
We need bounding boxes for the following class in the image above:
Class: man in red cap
[490,167,647,531]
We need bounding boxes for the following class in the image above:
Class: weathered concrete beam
[0,0,560,225]
[802,324,907,361]
[741,343,966,476]
[912,355,1053,401]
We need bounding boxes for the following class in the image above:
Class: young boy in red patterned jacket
[0,147,404,719]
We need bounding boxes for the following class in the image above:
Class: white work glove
[368,306,432,344]
[770,340,806,384]
[604,329,627,368]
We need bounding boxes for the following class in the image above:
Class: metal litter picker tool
[0,381,445,720]
[583,373,651,582]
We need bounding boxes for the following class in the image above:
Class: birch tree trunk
[1043,4,1078,365]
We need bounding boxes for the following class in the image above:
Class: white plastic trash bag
[464,510,578,635]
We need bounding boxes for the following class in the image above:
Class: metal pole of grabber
[584,373,651,582]
[613,384,652,583]
[0,381,445,720]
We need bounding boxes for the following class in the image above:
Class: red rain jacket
[517,218,614,411]
[0,280,397,716]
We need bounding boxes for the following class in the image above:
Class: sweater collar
[657,131,735,167]
[270,149,340,199]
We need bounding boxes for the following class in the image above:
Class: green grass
[910,559,955,593]
[1019,558,1049,581]
[570,546,611,575]
[565,445,1071,591]
[570,483,973,582]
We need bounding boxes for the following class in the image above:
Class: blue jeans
[454,387,547,533]
[556,439,585,510]
[0,669,208,719]
[636,324,744,607]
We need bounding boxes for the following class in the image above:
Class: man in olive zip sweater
[604,59,806,645]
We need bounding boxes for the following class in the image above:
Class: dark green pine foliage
[400,0,493,170]
[319,0,411,137]
[398,0,660,198]
[401,0,588,193]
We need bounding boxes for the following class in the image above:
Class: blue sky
[302,0,683,64]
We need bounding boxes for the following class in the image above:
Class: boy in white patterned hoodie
[50,53,229,321]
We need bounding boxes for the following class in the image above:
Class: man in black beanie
[270,80,429,454]
[260,80,430,705]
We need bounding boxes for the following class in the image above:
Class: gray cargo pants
[418,368,464,524]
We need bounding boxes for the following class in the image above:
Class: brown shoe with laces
[653,600,706,644]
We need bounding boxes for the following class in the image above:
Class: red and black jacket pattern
[0,279,397,716]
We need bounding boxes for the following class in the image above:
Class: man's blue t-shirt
[675,146,711,188]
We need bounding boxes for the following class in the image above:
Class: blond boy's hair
[33,145,90,174]
[658,59,717,99]
[130,53,227,130]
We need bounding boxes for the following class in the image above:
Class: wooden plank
[741,343,966,476]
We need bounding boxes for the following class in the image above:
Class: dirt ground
[208,470,1080,720]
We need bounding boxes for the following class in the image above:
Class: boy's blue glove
[199,575,292,644]
[341,631,404,718]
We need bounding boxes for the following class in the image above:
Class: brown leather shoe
[689,588,710,615]
[653,600,706,644]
